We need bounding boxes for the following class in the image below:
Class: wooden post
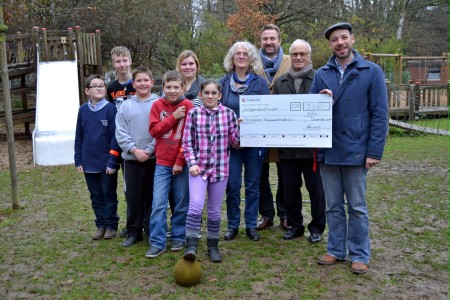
[41,28,49,62]
[397,53,402,84]
[0,5,19,209]
[414,82,421,118]
[408,82,415,120]
[385,80,391,109]
[447,81,449,108]
[32,26,39,72]
[75,26,86,104]
[68,27,74,60]
[95,30,102,74]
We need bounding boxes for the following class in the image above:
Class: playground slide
[32,59,80,165]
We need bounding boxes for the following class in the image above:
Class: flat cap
[324,22,353,40]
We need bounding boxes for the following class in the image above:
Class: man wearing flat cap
[310,22,389,274]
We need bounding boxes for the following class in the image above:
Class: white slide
[32,58,80,165]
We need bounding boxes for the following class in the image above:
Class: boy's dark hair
[162,70,185,87]
[85,74,105,87]
[200,79,221,93]
[132,67,153,80]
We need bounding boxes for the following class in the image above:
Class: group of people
[74,22,389,275]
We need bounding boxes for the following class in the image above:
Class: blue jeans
[150,164,189,250]
[84,172,119,230]
[319,163,370,264]
[226,147,264,229]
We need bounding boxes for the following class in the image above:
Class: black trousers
[279,158,326,234]
[123,159,156,236]
[259,162,287,220]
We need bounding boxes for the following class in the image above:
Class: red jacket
[149,97,193,167]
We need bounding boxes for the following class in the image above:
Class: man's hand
[365,157,380,169]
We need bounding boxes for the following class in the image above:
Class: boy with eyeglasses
[75,74,121,240]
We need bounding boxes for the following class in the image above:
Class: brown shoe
[93,228,106,240]
[256,217,273,231]
[104,229,117,239]
[317,254,344,265]
[351,262,369,274]
[280,218,291,231]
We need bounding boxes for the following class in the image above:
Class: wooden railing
[386,81,449,119]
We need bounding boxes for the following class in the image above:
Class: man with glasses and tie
[272,39,326,243]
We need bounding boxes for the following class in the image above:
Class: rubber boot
[183,236,198,261]
[207,238,222,262]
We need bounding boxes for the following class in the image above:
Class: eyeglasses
[88,85,106,90]
[202,91,219,96]
[234,52,249,58]
[290,52,310,58]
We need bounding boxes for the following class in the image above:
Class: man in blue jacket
[310,22,389,274]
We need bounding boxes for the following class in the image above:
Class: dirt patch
[0,123,34,170]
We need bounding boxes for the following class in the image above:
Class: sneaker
[145,246,166,258]
[92,228,105,240]
[197,232,203,239]
[104,229,117,239]
[170,240,185,251]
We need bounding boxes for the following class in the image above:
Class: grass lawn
[0,132,448,299]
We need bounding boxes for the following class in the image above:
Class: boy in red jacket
[146,71,194,258]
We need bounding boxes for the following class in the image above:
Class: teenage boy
[107,46,136,238]
[145,70,193,258]
[107,46,136,110]
[115,67,159,247]
[75,75,120,240]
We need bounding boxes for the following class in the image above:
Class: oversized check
[239,94,332,148]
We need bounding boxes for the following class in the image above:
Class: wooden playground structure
[0,26,102,134]
[364,52,449,134]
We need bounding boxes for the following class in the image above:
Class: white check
[239,94,332,148]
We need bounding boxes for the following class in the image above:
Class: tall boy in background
[115,67,159,247]
[146,71,193,258]
[75,75,120,240]
[107,46,136,238]
[107,46,136,110]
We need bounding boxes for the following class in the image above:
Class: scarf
[184,76,203,100]
[259,47,284,83]
[230,72,254,95]
[288,63,313,94]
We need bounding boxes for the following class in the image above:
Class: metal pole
[0,6,19,209]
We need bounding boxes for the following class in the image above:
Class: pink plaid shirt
[182,103,240,182]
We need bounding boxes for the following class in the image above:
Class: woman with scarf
[176,50,205,107]
[272,39,326,243]
[219,41,270,242]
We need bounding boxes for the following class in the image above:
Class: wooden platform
[389,118,449,135]
[389,106,449,117]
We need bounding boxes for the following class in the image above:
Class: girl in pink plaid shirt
[182,80,241,262]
